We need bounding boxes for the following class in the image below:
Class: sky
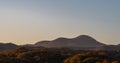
[0,0,120,45]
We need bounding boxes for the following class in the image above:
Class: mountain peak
[75,35,97,41]
[76,35,93,38]
[35,35,105,48]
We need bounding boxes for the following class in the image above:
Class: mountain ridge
[0,35,119,51]
[0,43,17,51]
[35,35,105,48]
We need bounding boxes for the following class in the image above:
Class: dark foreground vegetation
[0,47,120,63]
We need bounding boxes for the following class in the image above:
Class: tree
[112,61,119,63]
[103,59,110,63]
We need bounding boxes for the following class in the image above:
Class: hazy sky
[0,0,120,45]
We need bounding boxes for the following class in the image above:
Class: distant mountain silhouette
[0,35,119,51]
[93,45,120,51]
[35,35,105,48]
[0,43,17,51]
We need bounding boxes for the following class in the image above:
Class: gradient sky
[0,0,120,45]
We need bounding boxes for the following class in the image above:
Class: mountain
[0,35,119,51]
[35,35,105,48]
[0,43,17,51]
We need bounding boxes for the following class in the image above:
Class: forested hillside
[0,47,119,63]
